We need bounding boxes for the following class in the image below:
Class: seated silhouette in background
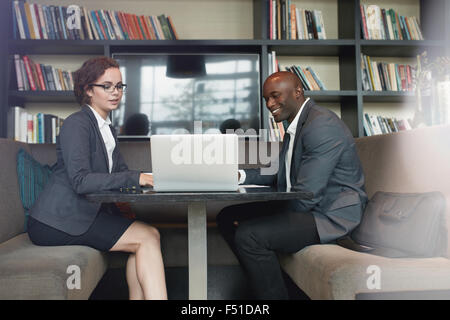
[124,113,150,136]
[220,118,241,134]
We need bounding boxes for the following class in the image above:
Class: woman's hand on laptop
[139,173,154,187]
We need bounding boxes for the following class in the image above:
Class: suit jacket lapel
[277,133,290,188]
[290,99,315,180]
[82,105,109,171]
[109,124,119,172]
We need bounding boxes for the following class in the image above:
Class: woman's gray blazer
[30,105,141,236]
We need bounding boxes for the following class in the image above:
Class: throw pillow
[16,148,53,231]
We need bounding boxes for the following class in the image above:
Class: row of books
[268,114,286,142]
[360,5,423,40]
[12,1,178,41]
[268,1,326,40]
[360,54,416,92]
[268,51,327,90]
[363,113,412,136]
[285,65,326,91]
[7,106,64,144]
[14,54,74,91]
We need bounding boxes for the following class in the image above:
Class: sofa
[0,124,449,299]
[280,124,450,299]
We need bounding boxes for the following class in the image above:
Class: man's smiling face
[263,73,304,124]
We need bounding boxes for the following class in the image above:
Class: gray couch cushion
[280,244,450,300]
[0,139,32,243]
[0,233,108,299]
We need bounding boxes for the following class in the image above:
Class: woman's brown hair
[73,56,120,106]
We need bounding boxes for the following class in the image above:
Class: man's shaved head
[264,71,302,90]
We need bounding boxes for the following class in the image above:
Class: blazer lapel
[109,124,120,172]
[277,133,290,188]
[82,105,109,171]
[290,98,315,180]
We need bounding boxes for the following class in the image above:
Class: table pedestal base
[188,201,207,300]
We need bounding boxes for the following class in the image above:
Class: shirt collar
[286,97,310,135]
[87,105,111,128]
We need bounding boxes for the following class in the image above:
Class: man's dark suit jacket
[244,99,368,243]
[30,106,141,236]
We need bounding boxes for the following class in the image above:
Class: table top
[86,186,313,203]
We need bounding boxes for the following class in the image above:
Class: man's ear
[295,85,303,99]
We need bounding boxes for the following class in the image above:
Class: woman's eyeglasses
[89,83,127,93]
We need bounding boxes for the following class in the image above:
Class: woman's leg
[110,221,167,300]
[126,253,144,300]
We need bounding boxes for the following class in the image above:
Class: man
[216,71,367,299]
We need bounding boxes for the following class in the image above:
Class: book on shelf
[360,53,416,92]
[12,1,179,40]
[268,50,280,75]
[284,65,326,91]
[360,4,423,40]
[268,0,326,40]
[7,106,64,144]
[13,54,74,91]
[268,113,285,142]
[363,113,412,136]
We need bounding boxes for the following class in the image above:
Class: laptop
[150,134,239,192]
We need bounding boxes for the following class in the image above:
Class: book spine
[27,113,33,143]
[24,3,36,39]
[381,8,389,40]
[101,9,115,40]
[126,13,137,39]
[154,15,165,40]
[82,7,93,40]
[44,65,55,91]
[35,4,46,39]
[58,6,68,39]
[49,6,59,40]
[307,67,326,90]
[132,14,144,39]
[304,68,320,90]
[122,13,136,40]
[290,3,296,40]
[158,15,171,40]
[89,10,101,40]
[94,10,107,40]
[14,1,26,39]
[52,67,61,90]
[42,5,54,40]
[23,56,36,91]
[14,54,24,91]
[149,16,160,39]
[109,10,123,40]
[40,64,49,90]
[139,15,151,39]
[310,10,318,39]
[35,62,46,90]
[116,12,129,40]
[30,3,41,39]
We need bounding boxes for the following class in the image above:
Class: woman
[28,56,167,300]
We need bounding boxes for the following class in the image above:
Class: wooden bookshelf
[0,0,448,140]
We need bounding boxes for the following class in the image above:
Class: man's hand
[139,173,154,187]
